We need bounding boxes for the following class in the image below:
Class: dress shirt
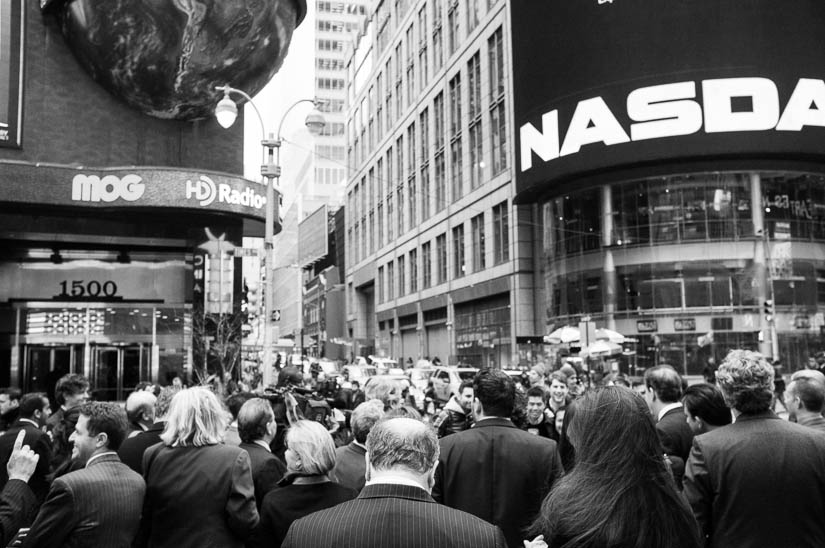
[658,402,683,421]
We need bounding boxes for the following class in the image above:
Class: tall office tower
[344,0,541,367]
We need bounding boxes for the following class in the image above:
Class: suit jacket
[22,453,145,548]
[239,442,286,509]
[330,441,367,492]
[433,417,563,548]
[117,422,165,475]
[656,405,695,462]
[0,479,37,547]
[684,411,825,548]
[282,482,507,548]
[0,420,53,503]
[135,443,258,548]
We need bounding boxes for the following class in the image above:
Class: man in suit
[22,402,146,548]
[784,375,825,434]
[0,393,52,503]
[0,388,22,432]
[45,374,89,433]
[331,399,384,492]
[283,417,506,548]
[0,431,41,546]
[118,387,176,474]
[237,397,286,508]
[684,350,825,548]
[124,390,156,438]
[433,369,562,548]
[644,364,693,487]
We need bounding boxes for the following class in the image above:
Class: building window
[377,202,384,249]
[488,27,507,175]
[447,0,459,56]
[422,241,432,288]
[467,52,483,190]
[492,201,509,264]
[387,261,395,300]
[467,0,479,33]
[386,148,394,242]
[398,255,406,296]
[385,59,393,132]
[375,74,384,141]
[395,42,404,118]
[452,224,465,277]
[449,74,463,202]
[378,266,384,303]
[405,25,416,109]
[471,213,486,271]
[419,108,431,221]
[407,123,417,230]
[436,233,447,284]
[433,92,446,211]
[418,6,428,90]
[432,0,443,71]
[410,249,418,292]
[396,135,405,236]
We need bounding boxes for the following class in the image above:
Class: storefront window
[761,173,825,241]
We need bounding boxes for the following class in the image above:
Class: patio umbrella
[544,326,581,344]
[580,339,623,357]
[594,328,626,343]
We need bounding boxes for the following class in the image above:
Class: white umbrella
[544,326,581,344]
[580,340,623,357]
[595,328,626,343]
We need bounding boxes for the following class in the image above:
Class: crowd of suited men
[0,348,825,547]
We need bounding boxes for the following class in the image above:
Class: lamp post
[215,85,325,386]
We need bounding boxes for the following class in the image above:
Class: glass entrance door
[92,345,147,401]
[23,345,79,401]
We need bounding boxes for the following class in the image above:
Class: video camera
[260,382,332,425]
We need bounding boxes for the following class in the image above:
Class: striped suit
[21,452,145,548]
[282,482,507,548]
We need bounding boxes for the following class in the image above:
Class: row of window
[318,39,346,51]
[316,145,347,161]
[318,1,367,15]
[317,20,362,33]
[317,78,346,90]
[317,58,347,71]
[314,167,347,186]
[374,201,509,302]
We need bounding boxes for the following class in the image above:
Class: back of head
[364,377,402,409]
[126,390,157,421]
[161,387,230,447]
[79,401,129,451]
[226,392,254,421]
[351,400,385,443]
[530,386,700,548]
[285,420,336,475]
[716,350,774,414]
[18,393,47,419]
[55,374,89,407]
[791,368,825,384]
[682,384,732,427]
[644,365,683,403]
[366,417,438,475]
[154,387,179,421]
[473,368,515,417]
[788,377,825,414]
[237,398,275,443]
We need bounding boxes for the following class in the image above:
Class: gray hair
[286,420,337,475]
[154,387,179,421]
[716,350,774,414]
[364,377,403,409]
[126,390,156,421]
[366,417,439,474]
[238,398,275,443]
[351,400,385,444]
[161,387,230,447]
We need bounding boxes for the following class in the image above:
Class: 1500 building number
[55,280,119,299]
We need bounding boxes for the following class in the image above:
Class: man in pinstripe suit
[282,417,507,548]
[22,402,145,548]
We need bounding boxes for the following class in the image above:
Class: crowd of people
[0,349,824,546]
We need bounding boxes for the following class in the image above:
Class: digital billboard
[0,0,24,148]
[511,0,825,202]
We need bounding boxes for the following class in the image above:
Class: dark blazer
[239,442,286,509]
[684,411,825,548]
[21,453,145,548]
[656,405,695,462]
[0,479,37,547]
[117,422,165,475]
[282,482,507,548]
[330,441,367,492]
[135,443,259,548]
[433,417,563,548]
[0,420,53,503]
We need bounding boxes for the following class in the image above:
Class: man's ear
[95,431,109,449]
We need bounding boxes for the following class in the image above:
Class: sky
[242,2,318,181]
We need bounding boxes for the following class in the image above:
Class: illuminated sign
[0,0,24,148]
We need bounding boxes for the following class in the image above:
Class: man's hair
[285,420,337,475]
[526,385,548,403]
[54,374,89,406]
[18,393,48,419]
[716,350,774,414]
[682,384,732,427]
[161,387,230,447]
[78,402,129,451]
[366,417,439,474]
[791,369,825,383]
[0,387,22,401]
[351,400,385,444]
[547,372,568,386]
[125,390,156,423]
[364,377,402,410]
[473,368,516,417]
[644,365,683,403]
[788,378,825,413]
[225,392,254,420]
[458,380,474,395]
[154,387,178,420]
[237,398,275,443]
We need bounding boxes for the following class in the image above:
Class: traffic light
[763,299,775,322]
[246,279,260,317]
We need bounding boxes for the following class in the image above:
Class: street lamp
[215,84,325,386]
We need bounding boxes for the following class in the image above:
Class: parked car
[340,364,378,383]
[430,366,479,402]
[369,356,399,373]
[408,367,435,391]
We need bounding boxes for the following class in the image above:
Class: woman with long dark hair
[526,386,701,548]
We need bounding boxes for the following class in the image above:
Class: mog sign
[510,0,825,202]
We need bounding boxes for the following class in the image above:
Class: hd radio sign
[510,0,825,201]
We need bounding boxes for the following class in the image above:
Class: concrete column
[601,185,617,330]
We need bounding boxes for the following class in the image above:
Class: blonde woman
[133,387,258,548]
[252,420,356,548]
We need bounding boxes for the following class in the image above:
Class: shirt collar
[86,451,118,468]
[252,440,271,452]
[658,402,683,421]
[365,474,425,489]
[18,418,40,429]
